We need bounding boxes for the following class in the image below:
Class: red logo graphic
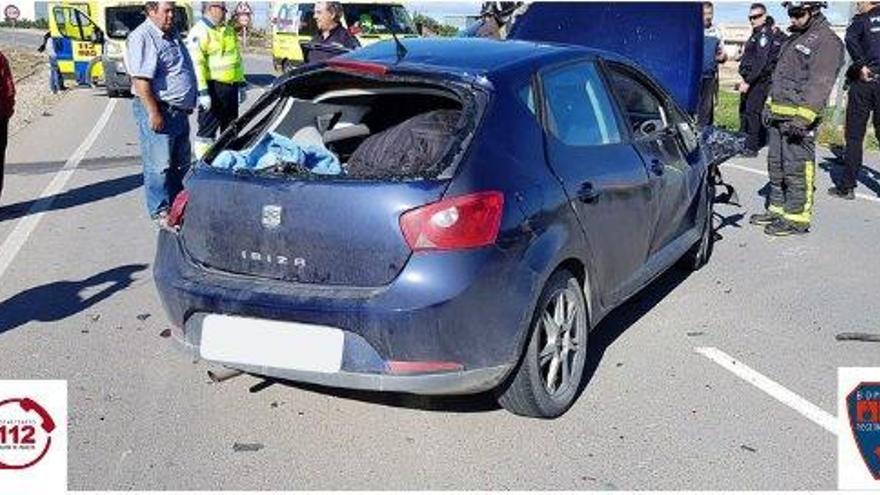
[0,398,55,470]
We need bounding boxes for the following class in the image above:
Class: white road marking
[695,346,838,435]
[723,162,880,204]
[0,99,117,281]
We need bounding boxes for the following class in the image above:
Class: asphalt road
[0,54,878,490]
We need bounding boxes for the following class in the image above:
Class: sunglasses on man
[788,9,808,19]
[748,13,765,21]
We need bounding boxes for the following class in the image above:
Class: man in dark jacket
[830,2,880,200]
[305,2,360,64]
[0,49,14,203]
[738,3,783,156]
[749,1,844,236]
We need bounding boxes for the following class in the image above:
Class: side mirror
[91,27,104,44]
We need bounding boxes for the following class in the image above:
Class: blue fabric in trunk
[213,132,342,175]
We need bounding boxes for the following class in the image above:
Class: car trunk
[181,68,484,287]
[508,2,703,115]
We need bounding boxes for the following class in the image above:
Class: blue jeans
[132,98,192,218]
[48,56,64,94]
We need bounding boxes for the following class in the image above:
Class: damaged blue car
[154,2,729,418]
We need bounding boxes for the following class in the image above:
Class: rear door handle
[650,159,665,176]
[576,182,601,203]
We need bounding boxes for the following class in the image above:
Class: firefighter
[737,3,783,156]
[830,2,880,200]
[187,2,246,160]
[749,1,844,236]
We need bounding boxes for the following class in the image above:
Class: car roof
[340,38,629,81]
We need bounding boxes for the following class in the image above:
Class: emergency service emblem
[262,205,282,229]
[847,382,880,480]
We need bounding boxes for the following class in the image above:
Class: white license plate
[199,315,344,373]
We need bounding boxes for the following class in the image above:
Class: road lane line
[723,162,880,204]
[0,99,117,281]
[695,346,838,435]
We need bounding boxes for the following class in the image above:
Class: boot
[764,218,809,236]
[749,211,779,226]
[827,186,855,200]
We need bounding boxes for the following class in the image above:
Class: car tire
[496,270,589,419]
[677,176,715,271]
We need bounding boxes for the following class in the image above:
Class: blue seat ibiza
[155,3,723,418]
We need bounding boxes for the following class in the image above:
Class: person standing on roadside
[749,1,844,236]
[699,1,728,126]
[0,49,14,202]
[305,2,360,64]
[737,3,782,157]
[37,32,65,94]
[830,2,880,200]
[187,1,247,160]
[127,1,197,229]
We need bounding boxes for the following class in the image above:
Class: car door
[538,60,654,306]
[605,64,697,256]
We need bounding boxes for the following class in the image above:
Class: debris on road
[159,329,172,338]
[207,368,243,383]
[835,332,880,343]
[740,444,757,453]
[89,313,101,322]
[136,313,151,321]
[687,332,705,337]
[232,442,264,452]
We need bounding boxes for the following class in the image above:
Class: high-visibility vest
[186,18,244,93]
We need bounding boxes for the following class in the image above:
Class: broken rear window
[208,70,481,182]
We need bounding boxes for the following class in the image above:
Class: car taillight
[326,59,388,75]
[167,190,190,229]
[399,191,504,251]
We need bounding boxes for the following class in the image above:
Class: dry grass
[1,44,65,136]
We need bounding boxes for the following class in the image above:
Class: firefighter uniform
[739,23,783,153]
[838,6,880,197]
[186,17,245,159]
[752,10,843,235]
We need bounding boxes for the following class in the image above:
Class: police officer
[738,3,783,156]
[749,1,844,236]
[700,2,728,126]
[830,2,880,200]
[187,2,246,159]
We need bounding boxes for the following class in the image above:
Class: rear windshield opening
[211,71,472,181]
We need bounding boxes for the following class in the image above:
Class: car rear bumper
[102,58,130,92]
[155,231,540,395]
[172,318,510,394]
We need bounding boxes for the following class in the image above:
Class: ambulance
[47,1,193,96]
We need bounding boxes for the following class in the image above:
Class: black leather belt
[160,102,193,115]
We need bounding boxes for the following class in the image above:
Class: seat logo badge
[262,205,282,229]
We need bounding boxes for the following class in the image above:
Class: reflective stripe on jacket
[186,19,244,93]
